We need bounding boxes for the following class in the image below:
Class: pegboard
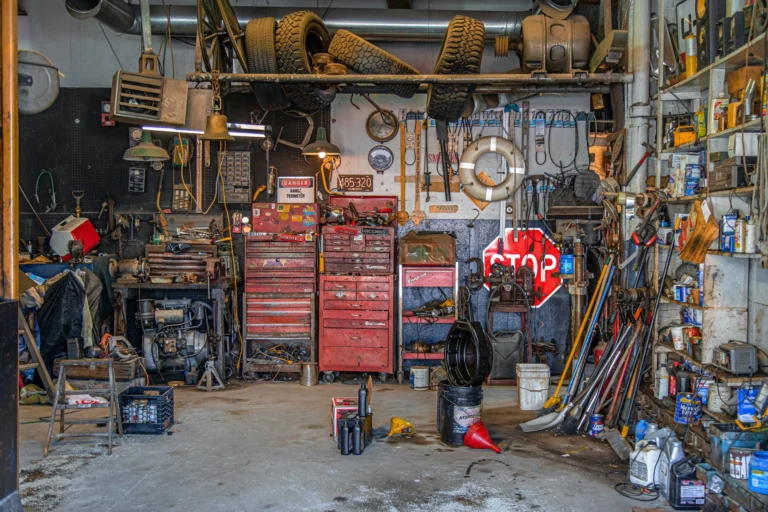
[18,88,330,248]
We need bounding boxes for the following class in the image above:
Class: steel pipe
[64,0,526,41]
[186,72,633,85]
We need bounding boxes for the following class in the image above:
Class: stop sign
[482,228,562,307]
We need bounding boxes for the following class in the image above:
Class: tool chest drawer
[319,274,395,375]
[321,225,396,274]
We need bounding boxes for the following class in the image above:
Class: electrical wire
[18,185,50,235]
[98,21,124,70]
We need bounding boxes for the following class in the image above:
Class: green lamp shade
[123,131,170,162]
[302,127,340,157]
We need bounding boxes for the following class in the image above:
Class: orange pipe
[1,0,19,299]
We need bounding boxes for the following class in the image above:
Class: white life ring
[459,136,526,202]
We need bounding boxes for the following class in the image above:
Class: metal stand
[44,360,123,457]
[197,360,225,392]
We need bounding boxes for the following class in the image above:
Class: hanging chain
[212,70,222,113]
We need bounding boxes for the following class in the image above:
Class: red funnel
[464,421,501,453]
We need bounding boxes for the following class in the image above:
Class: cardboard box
[331,397,358,439]
[727,65,762,98]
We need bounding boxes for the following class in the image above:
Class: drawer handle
[350,314,361,317]
[357,356,361,366]
[350,304,362,308]
[351,322,361,326]
[334,285,345,289]
[350,336,361,340]
[367,294,376,298]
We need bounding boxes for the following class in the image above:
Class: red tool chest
[319,274,395,380]
[322,225,396,274]
[318,196,398,383]
[242,203,318,376]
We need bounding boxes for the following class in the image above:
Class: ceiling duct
[65,0,528,41]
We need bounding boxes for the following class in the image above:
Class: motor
[139,298,212,375]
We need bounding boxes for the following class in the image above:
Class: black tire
[427,15,485,122]
[245,18,291,111]
[328,29,420,98]
[275,11,336,111]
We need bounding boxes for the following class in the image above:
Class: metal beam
[1,0,18,300]
[386,0,413,8]
[186,72,633,86]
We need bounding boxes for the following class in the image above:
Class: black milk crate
[118,385,175,435]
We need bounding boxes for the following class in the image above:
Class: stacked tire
[426,16,485,122]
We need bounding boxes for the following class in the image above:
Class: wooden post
[1,0,18,300]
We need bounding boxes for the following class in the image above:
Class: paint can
[708,384,731,413]
[588,414,605,437]
[300,362,318,386]
[410,367,429,390]
[730,447,756,479]
[674,393,702,424]
[696,379,714,405]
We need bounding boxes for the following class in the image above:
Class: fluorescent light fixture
[142,125,265,138]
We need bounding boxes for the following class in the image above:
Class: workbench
[112,280,237,379]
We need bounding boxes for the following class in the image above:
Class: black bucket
[437,380,483,446]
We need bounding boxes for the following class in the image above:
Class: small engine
[138,298,211,374]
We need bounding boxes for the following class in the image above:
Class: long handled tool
[436,120,452,201]
[563,262,616,405]
[617,231,677,436]
[539,257,612,414]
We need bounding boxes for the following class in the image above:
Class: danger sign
[482,228,562,307]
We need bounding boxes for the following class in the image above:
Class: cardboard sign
[276,176,315,203]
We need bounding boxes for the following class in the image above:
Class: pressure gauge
[366,109,399,143]
[128,127,143,147]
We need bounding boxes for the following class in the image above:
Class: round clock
[366,109,399,143]
[368,145,394,173]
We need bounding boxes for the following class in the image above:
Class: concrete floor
[18,381,664,512]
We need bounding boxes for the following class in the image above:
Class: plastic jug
[659,438,685,500]
[629,441,662,487]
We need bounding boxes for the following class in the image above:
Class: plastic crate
[118,385,174,435]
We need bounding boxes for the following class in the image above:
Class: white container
[745,217,757,253]
[708,384,732,413]
[516,364,550,411]
[409,367,429,390]
[655,366,670,400]
[728,132,760,157]
[670,326,685,350]
[629,441,663,487]
[735,218,746,253]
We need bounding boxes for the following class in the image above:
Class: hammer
[622,142,657,188]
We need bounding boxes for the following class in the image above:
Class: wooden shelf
[402,352,444,360]
[656,32,767,100]
[660,296,705,310]
[702,406,733,424]
[657,244,761,260]
[704,118,764,140]
[656,342,768,385]
[660,141,702,155]
[660,186,756,204]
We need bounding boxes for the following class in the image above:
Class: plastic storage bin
[709,423,768,472]
[119,385,175,434]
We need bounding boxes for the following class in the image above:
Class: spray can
[685,33,698,78]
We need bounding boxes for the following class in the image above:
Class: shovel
[520,403,574,433]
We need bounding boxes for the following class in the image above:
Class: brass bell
[201,112,234,141]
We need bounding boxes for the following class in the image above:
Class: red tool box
[242,203,318,376]
[318,196,397,383]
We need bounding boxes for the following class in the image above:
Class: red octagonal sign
[482,228,562,307]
